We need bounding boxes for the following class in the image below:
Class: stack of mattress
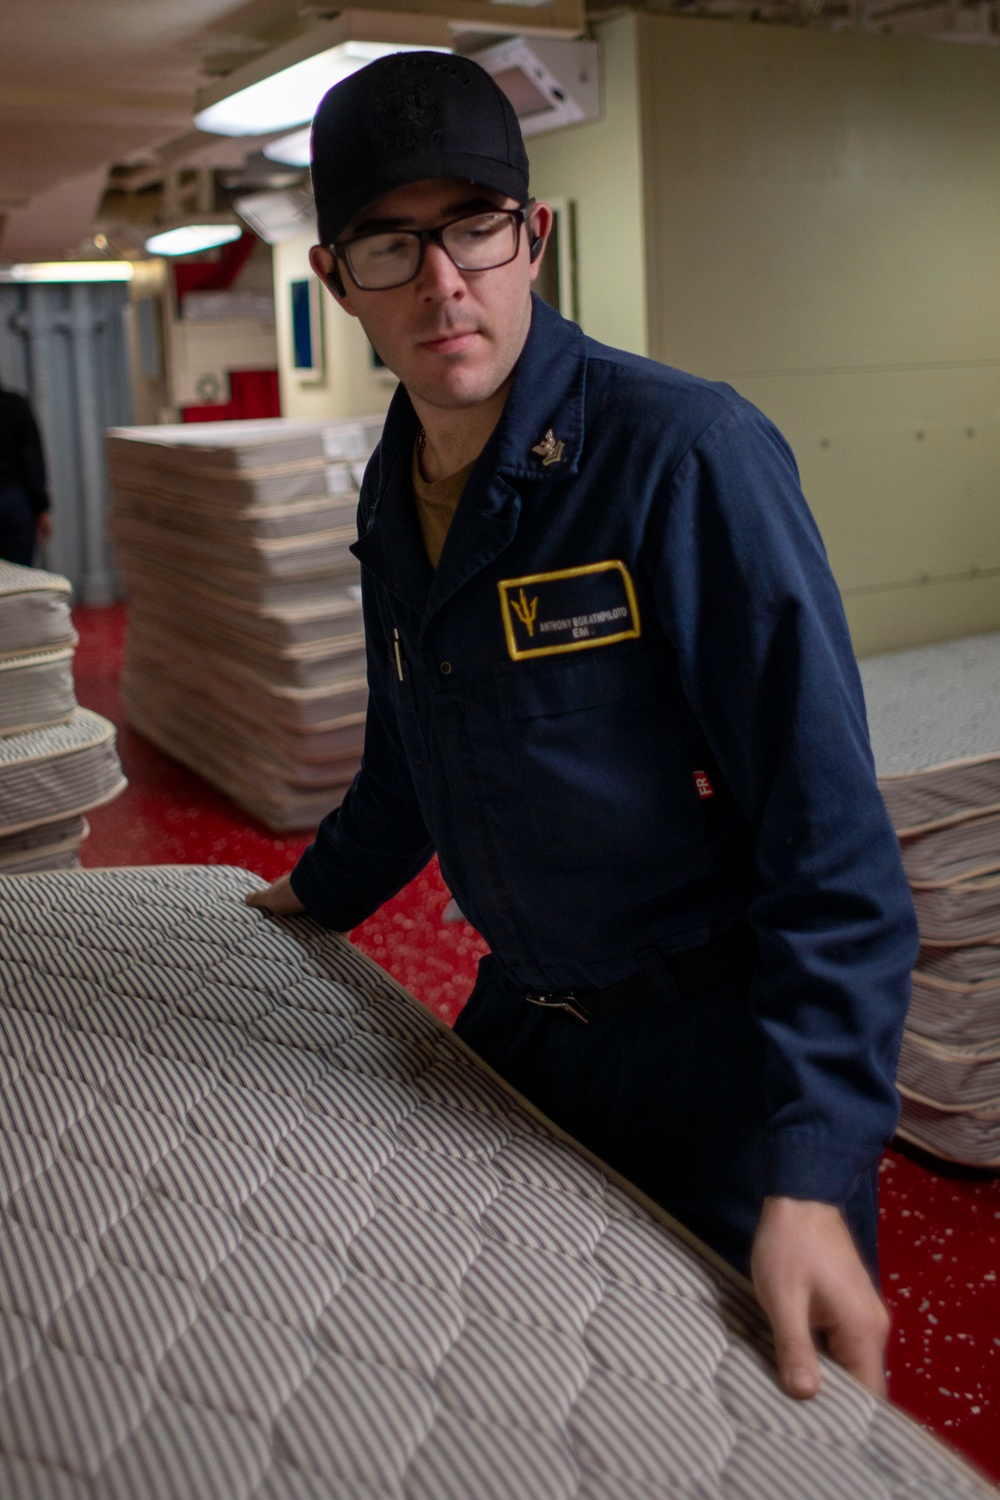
[0,562,125,873]
[107,416,385,831]
[0,864,992,1500]
[861,631,1000,1167]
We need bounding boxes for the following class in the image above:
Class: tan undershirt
[411,444,475,569]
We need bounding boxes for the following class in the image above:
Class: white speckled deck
[860,633,1000,834]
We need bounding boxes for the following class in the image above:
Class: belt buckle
[524,989,590,1024]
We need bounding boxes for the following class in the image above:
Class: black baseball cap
[310,51,530,247]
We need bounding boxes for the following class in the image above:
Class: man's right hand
[245,872,305,916]
[751,1195,890,1400]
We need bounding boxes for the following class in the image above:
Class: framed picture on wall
[289,276,324,381]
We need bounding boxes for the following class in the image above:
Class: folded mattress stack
[107,416,385,831]
[861,632,1000,1167]
[0,864,992,1500]
[0,562,125,873]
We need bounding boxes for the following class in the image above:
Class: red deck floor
[73,603,1000,1484]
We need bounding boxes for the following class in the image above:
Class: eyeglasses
[333,203,535,291]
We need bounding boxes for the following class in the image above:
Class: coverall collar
[352,296,586,624]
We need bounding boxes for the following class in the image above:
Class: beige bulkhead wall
[526,14,648,358]
[636,14,1000,658]
[273,231,399,421]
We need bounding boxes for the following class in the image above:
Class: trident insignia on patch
[531,429,566,467]
[509,587,538,637]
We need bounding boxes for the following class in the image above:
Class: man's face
[309,178,551,412]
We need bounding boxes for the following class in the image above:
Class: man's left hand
[36,512,52,543]
[750,1195,890,1401]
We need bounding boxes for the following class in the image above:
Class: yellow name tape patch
[498,560,642,661]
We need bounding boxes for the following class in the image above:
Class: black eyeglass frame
[330,200,538,292]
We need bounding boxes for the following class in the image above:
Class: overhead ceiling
[0,0,995,261]
[0,2,279,203]
[0,0,584,259]
[638,0,997,41]
[0,1,286,254]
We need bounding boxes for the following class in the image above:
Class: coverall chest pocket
[495,640,698,869]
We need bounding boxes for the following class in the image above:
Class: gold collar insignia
[531,429,566,467]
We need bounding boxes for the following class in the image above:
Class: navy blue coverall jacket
[292,295,918,1218]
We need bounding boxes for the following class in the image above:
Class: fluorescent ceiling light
[144,224,243,256]
[0,261,134,283]
[195,41,444,138]
[263,127,312,168]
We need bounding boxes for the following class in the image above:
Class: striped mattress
[908,968,1000,1046]
[0,711,126,838]
[121,568,364,650]
[0,865,992,1499]
[901,813,1000,888]
[909,876,1000,946]
[0,563,76,662]
[0,817,88,876]
[0,648,76,737]
[108,417,380,830]
[898,1095,1000,1170]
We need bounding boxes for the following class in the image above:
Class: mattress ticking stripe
[0,865,992,1499]
[0,710,125,837]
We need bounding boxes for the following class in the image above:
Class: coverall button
[439,661,453,675]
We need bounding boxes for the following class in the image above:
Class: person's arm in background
[14,394,52,542]
[247,566,435,925]
[648,401,918,1398]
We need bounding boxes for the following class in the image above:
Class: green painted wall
[526,15,648,357]
[637,16,1000,656]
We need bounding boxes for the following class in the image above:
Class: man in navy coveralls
[249,51,918,1401]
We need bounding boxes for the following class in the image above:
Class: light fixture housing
[472,37,600,135]
[196,41,440,137]
[0,261,134,283]
[144,224,243,257]
[194,12,453,139]
[234,187,317,245]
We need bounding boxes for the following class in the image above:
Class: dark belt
[523,918,755,1025]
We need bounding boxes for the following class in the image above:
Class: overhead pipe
[70,283,117,604]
